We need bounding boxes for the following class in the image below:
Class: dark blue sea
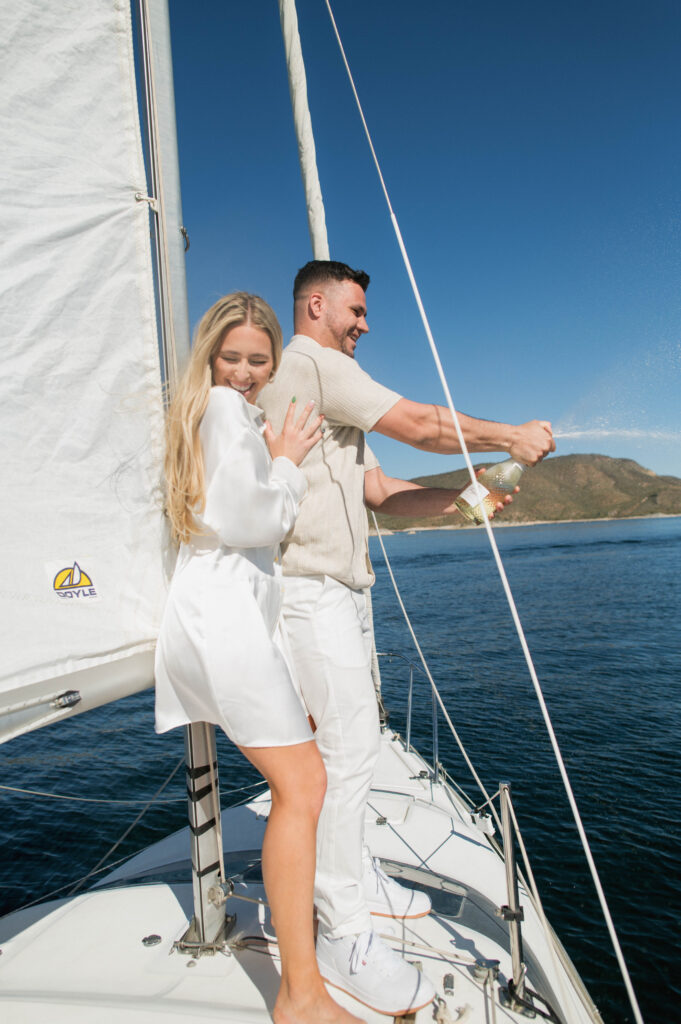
[2,517,680,1023]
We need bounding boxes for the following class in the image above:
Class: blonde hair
[164,292,283,543]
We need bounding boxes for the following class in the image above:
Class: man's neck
[294,329,341,351]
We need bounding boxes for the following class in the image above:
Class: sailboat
[0,2,642,1021]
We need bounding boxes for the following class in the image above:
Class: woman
[155,292,364,1024]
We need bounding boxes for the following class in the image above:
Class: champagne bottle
[455,458,525,524]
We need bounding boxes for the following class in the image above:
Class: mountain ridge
[372,453,681,532]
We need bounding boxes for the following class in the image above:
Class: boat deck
[0,731,601,1023]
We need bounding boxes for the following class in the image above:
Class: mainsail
[0,1,174,741]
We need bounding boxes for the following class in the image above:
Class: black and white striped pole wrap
[179,722,230,950]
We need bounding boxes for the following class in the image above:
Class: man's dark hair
[293,260,370,299]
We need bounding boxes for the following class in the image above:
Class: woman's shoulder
[204,385,250,425]
[201,386,253,445]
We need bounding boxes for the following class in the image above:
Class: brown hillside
[372,454,681,532]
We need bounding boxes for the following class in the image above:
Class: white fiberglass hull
[0,730,601,1023]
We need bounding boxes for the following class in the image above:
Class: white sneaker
[317,928,436,1016]
[363,847,432,920]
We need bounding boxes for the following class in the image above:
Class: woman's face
[211,323,274,404]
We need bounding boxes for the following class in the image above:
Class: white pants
[282,574,380,938]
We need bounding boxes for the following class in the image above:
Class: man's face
[322,280,369,358]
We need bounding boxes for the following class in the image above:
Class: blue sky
[167,0,681,480]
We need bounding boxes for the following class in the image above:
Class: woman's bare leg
[239,739,365,1024]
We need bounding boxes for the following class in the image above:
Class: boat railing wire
[375,641,593,1022]
[1,763,267,914]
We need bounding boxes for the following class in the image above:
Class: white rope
[376,932,477,967]
[484,970,499,1024]
[325,5,644,1020]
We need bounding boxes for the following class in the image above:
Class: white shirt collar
[247,401,264,423]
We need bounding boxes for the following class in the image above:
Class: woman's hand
[263,399,324,467]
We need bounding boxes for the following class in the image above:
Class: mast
[137,0,191,376]
[278,0,384,708]
[278,0,329,260]
[138,0,228,952]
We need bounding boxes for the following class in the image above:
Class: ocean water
[1,517,680,1023]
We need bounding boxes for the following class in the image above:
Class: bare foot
[273,987,366,1024]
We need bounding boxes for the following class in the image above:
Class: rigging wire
[67,756,185,895]
[373,632,591,1019]
[371,513,504,838]
[9,850,150,913]
[505,783,572,1016]
[323,4,645,1021]
[5,776,266,916]
[0,779,264,805]
[372,516,571,1018]
[6,757,182,913]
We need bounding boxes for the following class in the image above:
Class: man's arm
[373,398,555,465]
[364,465,512,518]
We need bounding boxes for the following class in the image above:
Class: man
[260,261,554,1015]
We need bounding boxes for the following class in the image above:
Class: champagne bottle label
[458,480,490,506]
[455,458,526,524]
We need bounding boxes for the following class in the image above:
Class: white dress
[154,386,312,748]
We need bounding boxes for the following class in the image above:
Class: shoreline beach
[369,512,681,536]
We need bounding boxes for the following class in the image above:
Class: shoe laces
[349,929,398,976]
[370,855,396,893]
[349,930,374,973]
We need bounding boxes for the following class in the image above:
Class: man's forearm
[365,479,460,517]
[439,409,520,453]
[364,466,516,519]
[373,399,555,465]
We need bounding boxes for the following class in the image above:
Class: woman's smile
[212,323,274,403]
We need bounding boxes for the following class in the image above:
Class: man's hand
[471,467,519,520]
[364,466,518,519]
[488,490,520,519]
[506,420,555,466]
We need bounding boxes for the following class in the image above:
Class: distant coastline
[369,512,681,536]
[371,454,681,534]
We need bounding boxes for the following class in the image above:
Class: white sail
[0,0,169,741]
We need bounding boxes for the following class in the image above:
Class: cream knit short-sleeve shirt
[260,334,401,589]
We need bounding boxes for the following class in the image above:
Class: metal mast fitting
[138,0,228,957]
[498,782,528,1009]
[174,723,235,955]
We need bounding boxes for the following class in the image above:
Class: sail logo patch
[52,561,98,599]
